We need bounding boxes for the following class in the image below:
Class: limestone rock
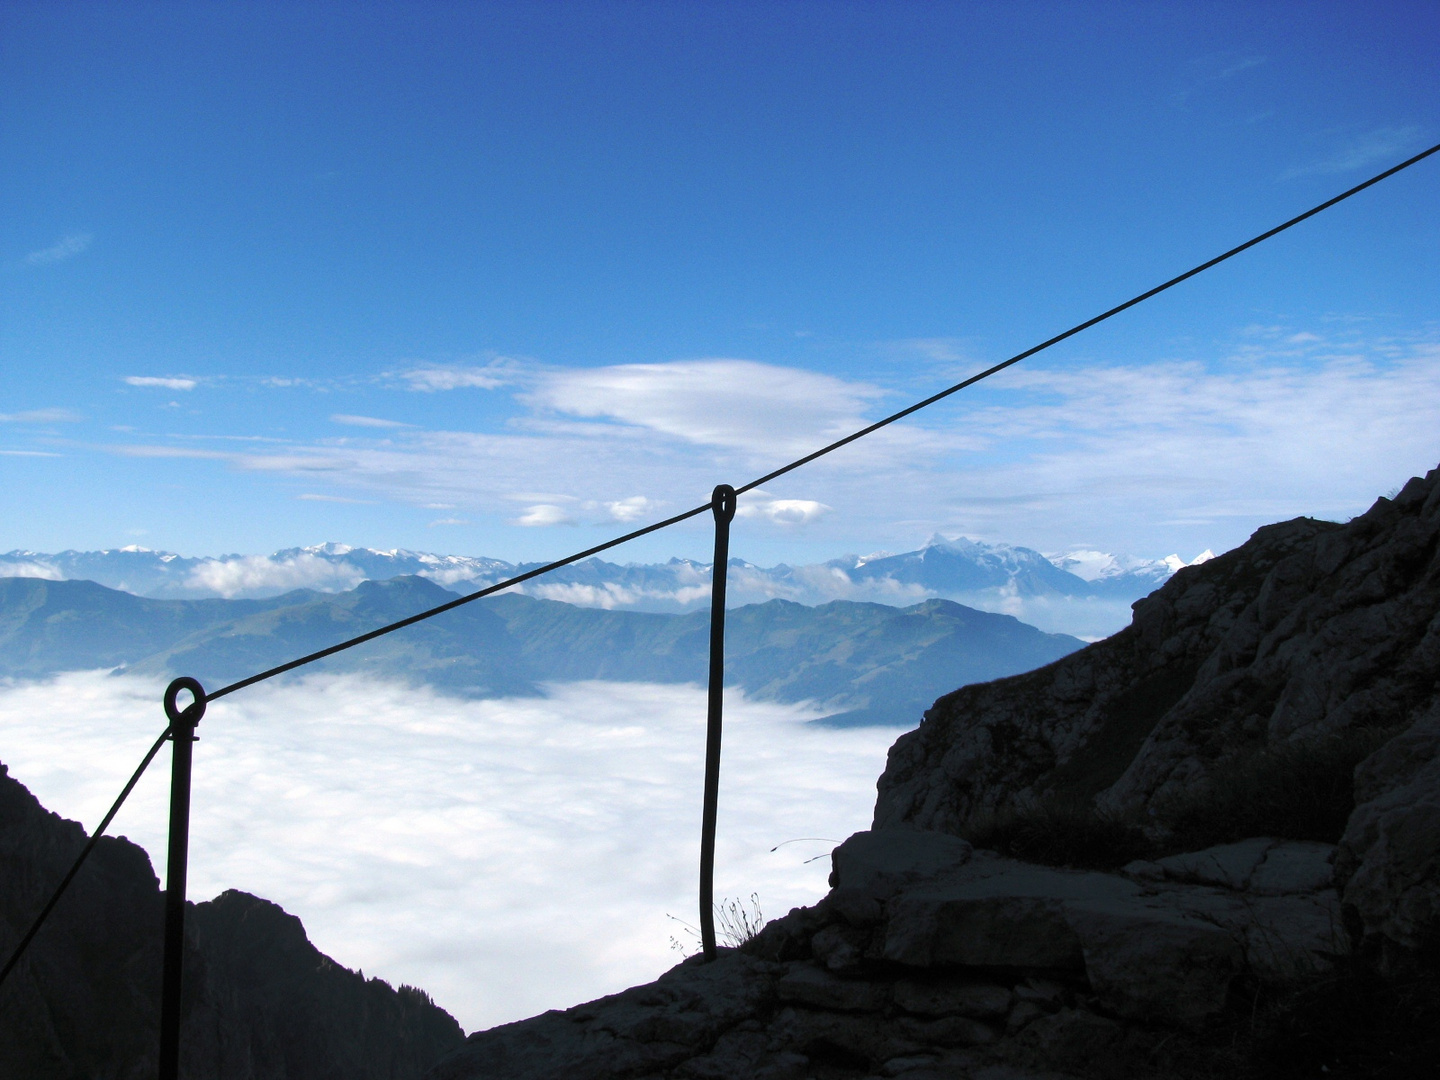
[1063,899,1241,1026]
[423,833,1347,1078]
[875,467,1440,835]
[1337,700,1440,961]
[828,828,973,898]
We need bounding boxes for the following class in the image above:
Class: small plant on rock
[666,893,766,954]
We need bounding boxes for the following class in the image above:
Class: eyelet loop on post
[711,484,737,524]
[163,677,207,727]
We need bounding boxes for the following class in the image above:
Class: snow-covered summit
[1,536,1222,638]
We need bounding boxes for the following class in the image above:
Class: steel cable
[0,725,174,987]
[1,139,1435,990]
[201,139,1440,702]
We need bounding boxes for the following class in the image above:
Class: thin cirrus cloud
[0,671,895,1032]
[125,376,198,391]
[1280,125,1428,179]
[297,493,376,504]
[331,414,414,429]
[515,504,576,527]
[402,363,516,392]
[0,408,83,423]
[99,335,1440,556]
[25,233,92,265]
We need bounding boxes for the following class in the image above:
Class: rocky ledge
[877,465,1440,967]
[428,828,1347,1079]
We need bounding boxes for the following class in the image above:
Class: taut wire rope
[1,138,1436,990]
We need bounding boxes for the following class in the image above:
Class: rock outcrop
[0,761,465,1079]
[876,465,1440,962]
[427,829,1347,1078]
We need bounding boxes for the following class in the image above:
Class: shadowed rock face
[875,465,1440,960]
[424,830,1347,1079]
[0,762,465,1080]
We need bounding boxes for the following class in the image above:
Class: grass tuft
[667,893,766,954]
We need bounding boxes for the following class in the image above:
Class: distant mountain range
[0,575,1083,727]
[0,538,1212,639]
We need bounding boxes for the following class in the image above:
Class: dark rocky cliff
[875,464,1440,965]
[0,762,465,1079]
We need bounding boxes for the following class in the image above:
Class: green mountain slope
[0,575,1083,727]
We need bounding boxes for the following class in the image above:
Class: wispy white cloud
[736,490,831,526]
[25,233,92,265]
[1281,125,1428,179]
[96,334,1440,559]
[525,359,888,455]
[428,517,472,526]
[0,450,62,457]
[185,553,366,597]
[1170,52,1266,105]
[297,493,376,504]
[515,504,575,527]
[0,560,63,579]
[331,414,413,429]
[605,495,657,522]
[0,408,83,423]
[107,445,231,460]
[0,673,893,1031]
[402,361,518,392]
[125,376,198,391]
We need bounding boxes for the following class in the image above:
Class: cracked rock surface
[876,465,1440,960]
[426,829,1346,1079]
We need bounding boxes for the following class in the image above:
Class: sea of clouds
[0,672,897,1032]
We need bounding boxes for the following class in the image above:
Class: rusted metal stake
[159,677,205,1080]
[700,484,736,961]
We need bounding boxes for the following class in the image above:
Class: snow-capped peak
[1161,549,1215,573]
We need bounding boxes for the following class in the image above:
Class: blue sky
[3,1,1438,567]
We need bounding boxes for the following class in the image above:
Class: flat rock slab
[1155,838,1278,890]
[883,859,1140,970]
[830,828,974,898]
[1248,841,1335,895]
[1153,838,1336,895]
[880,853,1342,1025]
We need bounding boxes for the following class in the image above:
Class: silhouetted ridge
[0,763,464,1079]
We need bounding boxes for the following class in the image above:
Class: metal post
[158,677,205,1080]
[700,484,736,961]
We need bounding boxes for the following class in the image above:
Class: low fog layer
[0,672,896,1031]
